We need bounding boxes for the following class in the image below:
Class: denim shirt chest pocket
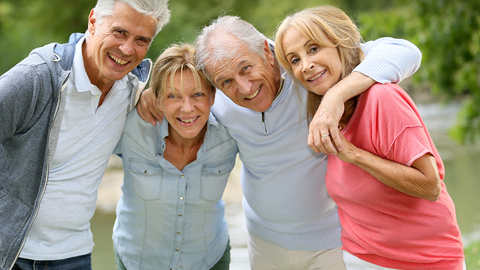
[200,158,235,202]
[128,158,162,200]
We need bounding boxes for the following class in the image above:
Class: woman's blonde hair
[150,43,214,103]
[275,5,365,123]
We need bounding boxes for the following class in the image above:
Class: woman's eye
[193,92,205,97]
[290,58,299,65]
[310,47,319,53]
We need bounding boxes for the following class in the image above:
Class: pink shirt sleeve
[360,83,440,169]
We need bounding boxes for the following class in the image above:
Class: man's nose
[236,77,252,95]
[119,39,135,56]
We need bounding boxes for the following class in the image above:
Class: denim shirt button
[180,197,184,200]
[177,231,180,234]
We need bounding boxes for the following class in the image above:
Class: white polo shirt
[20,36,131,260]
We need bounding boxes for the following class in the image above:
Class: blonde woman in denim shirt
[112,43,238,270]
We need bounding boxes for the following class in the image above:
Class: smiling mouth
[108,53,128,66]
[245,86,260,100]
[178,116,199,123]
[307,70,326,82]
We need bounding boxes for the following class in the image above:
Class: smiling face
[208,38,280,112]
[83,2,157,88]
[159,70,215,141]
[281,28,342,96]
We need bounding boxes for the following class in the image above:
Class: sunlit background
[1,0,479,268]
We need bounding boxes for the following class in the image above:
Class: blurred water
[90,102,480,269]
[417,102,480,246]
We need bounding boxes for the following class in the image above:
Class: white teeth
[179,117,198,123]
[109,54,128,65]
[308,70,326,81]
[245,87,260,99]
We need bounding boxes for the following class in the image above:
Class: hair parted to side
[274,5,364,122]
[150,43,214,104]
[195,15,268,85]
[86,0,170,39]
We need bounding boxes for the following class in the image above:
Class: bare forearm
[309,72,375,154]
[328,71,376,103]
[347,148,441,201]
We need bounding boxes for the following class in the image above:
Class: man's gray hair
[86,0,170,39]
[195,15,268,85]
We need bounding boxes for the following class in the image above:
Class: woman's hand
[334,132,359,164]
[136,88,164,126]
[335,132,441,202]
[308,90,345,155]
[307,72,376,155]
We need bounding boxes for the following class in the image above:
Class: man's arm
[309,38,422,154]
[0,64,42,143]
[136,88,164,126]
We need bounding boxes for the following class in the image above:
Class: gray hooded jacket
[0,33,151,270]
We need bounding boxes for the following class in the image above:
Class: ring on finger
[321,134,330,138]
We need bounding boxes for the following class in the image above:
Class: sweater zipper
[9,79,68,270]
[262,112,267,134]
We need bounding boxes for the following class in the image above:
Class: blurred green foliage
[1,0,478,142]
[359,0,480,143]
[465,240,480,270]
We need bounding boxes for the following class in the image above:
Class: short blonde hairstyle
[150,43,214,104]
[275,5,364,122]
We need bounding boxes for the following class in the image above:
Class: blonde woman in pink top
[274,5,465,270]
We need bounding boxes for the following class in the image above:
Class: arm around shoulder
[357,37,422,84]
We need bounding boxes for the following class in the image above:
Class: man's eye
[136,38,149,46]
[114,30,126,36]
[242,66,250,72]
[222,79,230,86]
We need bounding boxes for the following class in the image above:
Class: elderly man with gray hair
[193,15,422,269]
[0,1,170,269]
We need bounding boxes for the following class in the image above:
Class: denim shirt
[113,109,238,270]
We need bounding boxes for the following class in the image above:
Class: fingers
[136,89,164,126]
[308,126,340,155]
[137,94,157,125]
[329,127,343,152]
[150,101,164,123]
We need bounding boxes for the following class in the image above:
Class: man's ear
[87,9,96,36]
[263,40,275,67]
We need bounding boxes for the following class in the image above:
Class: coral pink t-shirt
[326,83,464,269]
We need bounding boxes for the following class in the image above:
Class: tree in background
[359,0,480,143]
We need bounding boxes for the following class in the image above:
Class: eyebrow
[285,39,311,58]
[214,59,249,85]
[112,26,152,43]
